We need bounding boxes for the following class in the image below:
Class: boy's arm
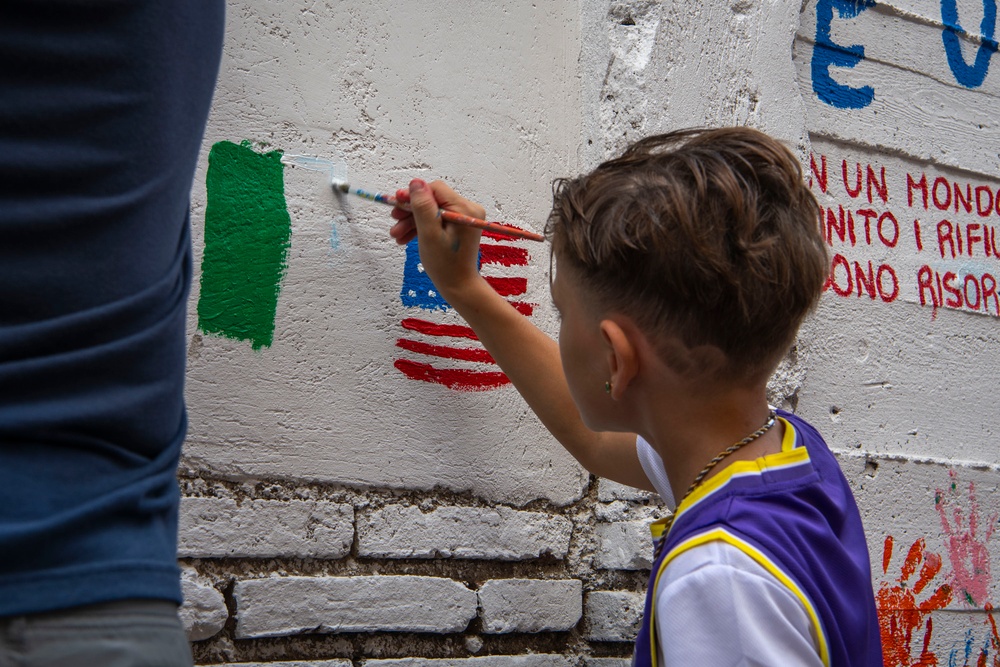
[391,179,654,492]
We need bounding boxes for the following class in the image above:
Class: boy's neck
[639,382,783,507]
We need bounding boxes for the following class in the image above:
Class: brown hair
[547,127,828,380]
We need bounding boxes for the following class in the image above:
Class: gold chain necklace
[658,410,777,539]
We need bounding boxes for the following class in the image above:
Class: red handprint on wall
[936,471,998,608]
[877,535,953,667]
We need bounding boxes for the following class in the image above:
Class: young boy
[389,128,882,665]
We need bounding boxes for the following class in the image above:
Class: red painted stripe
[485,276,527,296]
[509,301,535,316]
[480,244,529,266]
[396,338,496,363]
[394,359,510,391]
[400,317,478,340]
[483,225,539,242]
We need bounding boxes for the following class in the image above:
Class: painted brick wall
[177,476,657,663]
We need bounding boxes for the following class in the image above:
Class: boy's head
[546,127,828,382]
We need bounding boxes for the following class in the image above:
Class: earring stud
[605,381,612,394]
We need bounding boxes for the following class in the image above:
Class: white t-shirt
[636,436,823,666]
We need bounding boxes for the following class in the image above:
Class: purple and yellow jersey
[632,410,882,666]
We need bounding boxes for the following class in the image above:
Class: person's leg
[0,600,192,667]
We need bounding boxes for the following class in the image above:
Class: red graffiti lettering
[857,208,878,245]
[943,271,962,308]
[968,224,983,258]
[916,269,1000,316]
[908,172,929,209]
[867,164,888,204]
[810,153,828,193]
[830,207,901,248]
[984,275,998,315]
[843,160,863,198]
[964,274,982,311]
[917,265,939,310]
[827,253,853,296]
[856,261,877,299]
[939,220,957,259]
[826,206,857,246]
[879,211,900,248]
[975,186,995,218]
[934,177,953,211]
[955,182,974,214]
[878,264,899,302]
[827,256,898,302]
[951,223,1000,260]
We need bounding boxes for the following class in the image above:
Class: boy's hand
[389,181,650,492]
[388,179,486,302]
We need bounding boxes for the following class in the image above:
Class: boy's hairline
[548,243,794,386]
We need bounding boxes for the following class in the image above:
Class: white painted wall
[185,1,587,505]
[181,0,1000,663]
[795,0,1000,661]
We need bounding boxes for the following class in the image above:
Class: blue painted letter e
[812,0,876,109]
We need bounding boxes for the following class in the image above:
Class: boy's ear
[599,318,640,399]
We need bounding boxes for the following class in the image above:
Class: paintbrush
[331,178,546,243]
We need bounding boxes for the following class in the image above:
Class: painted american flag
[395,229,536,391]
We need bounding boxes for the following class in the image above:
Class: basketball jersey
[632,410,882,666]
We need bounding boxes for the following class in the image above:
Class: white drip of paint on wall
[329,217,341,251]
[282,153,349,252]
[280,153,348,184]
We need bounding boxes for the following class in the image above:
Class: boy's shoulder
[774,409,845,481]
[667,409,860,557]
[654,411,879,666]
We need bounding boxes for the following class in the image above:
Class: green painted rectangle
[198,140,291,350]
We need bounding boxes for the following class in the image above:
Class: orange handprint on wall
[877,535,953,667]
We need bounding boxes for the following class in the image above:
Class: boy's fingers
[407,178,441,236]
[429,180,486,220]
[389,218,415,244]
[388,223,416,245]
[389,179,484,247]
[428,180,460,206]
